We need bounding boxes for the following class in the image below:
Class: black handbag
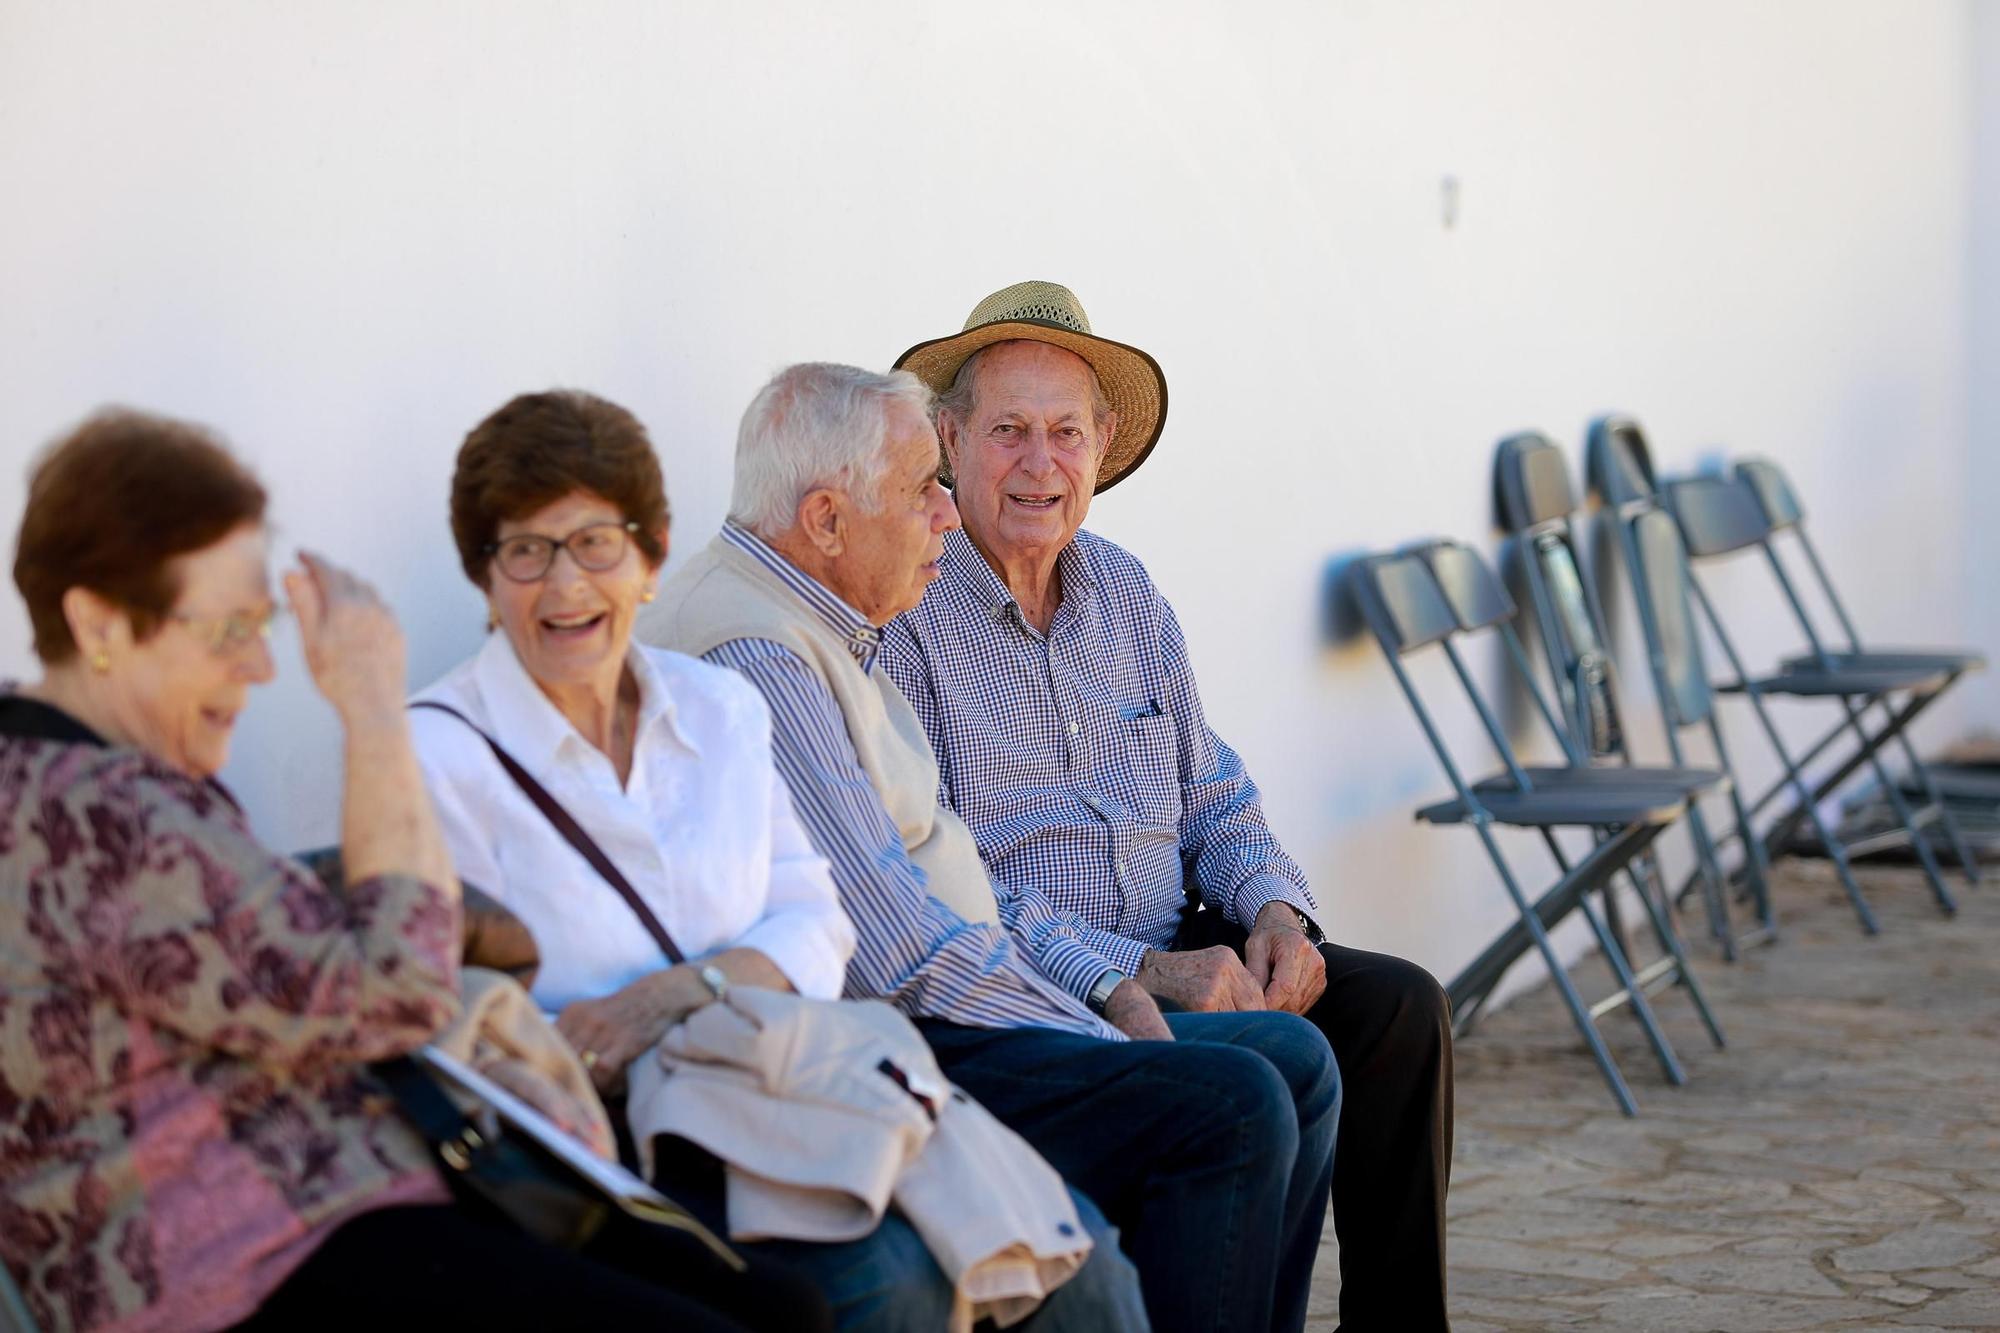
[374,1050,744,1265]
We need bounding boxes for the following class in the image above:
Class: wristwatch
[697,964,730,1004]
[1084,967,1125,1015]
[1275,903,1325,946]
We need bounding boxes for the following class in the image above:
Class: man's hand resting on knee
[1136,945,1267,1012]
[1101,979,1176,1041]
[1244,903,1328,1015]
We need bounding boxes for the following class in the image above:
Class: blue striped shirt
[879,527,1318,1003]
[703,523,1119,1040]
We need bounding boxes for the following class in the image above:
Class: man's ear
[61,586,127,658]
[938,411,964,478]
[795,489,845,558]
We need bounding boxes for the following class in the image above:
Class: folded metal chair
[1732,456,1984,883]
[1587,417,1955,932]
[1494,431,1776,959]
[1354,541,1724,1115]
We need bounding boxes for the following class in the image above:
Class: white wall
[1,0,1985,1000]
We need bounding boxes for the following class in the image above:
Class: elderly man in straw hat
[645,360,1338,1333]
[879,282,1455,1332]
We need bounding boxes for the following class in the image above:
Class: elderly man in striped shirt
[644,360,1337,1333]
[879,283,1455,1333]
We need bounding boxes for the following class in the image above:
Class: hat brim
[893,319,1167,494]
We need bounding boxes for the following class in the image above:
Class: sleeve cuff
[734,918,850,1000]
[1232,876,1321,937]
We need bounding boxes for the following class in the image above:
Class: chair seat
[1719,663,1954,697]
[1417,772,1690,828]
[1483,765,1727,799]
[1778,647,1985,676]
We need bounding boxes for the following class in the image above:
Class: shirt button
[1115,858,1127,875]
[1067,721,1080,736]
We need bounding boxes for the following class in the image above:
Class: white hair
[729,363,936,537]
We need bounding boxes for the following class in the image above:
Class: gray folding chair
[1587,417,1954,933]
[1354,542,1724,1115]
[1731,456,1984,884]
[1494,431,1776,959]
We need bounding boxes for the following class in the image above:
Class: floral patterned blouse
[0,697,462,1332]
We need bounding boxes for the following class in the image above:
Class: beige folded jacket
[627,988,1091,1331]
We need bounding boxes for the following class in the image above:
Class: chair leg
[1479,823,1641,1116]
[1541,830,1688,1087]
[1636,856,1727,1049]
[1722,779,1780,939]
[1889,708,1982,888]
[1676,808,1738,959]
[1739,690,1880,933]
[1838,695,1957,915]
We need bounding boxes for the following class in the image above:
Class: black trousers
[232,1201,832,1332]
[1175,911,1455,1333]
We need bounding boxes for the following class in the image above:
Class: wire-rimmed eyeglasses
[484,521,640,583]
[168,606,282,655]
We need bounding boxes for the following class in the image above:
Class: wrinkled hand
[554,969,700,1094]
[479,1056,617,1161]
[1245,903,1327,1015]
[1101,979,1174,1041]
[1136,945,1266,1012]
[283,551,406,726]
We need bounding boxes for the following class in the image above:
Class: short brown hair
[450,390,670,589]
[14,409,268,664]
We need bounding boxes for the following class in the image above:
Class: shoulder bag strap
[410,699,685,966]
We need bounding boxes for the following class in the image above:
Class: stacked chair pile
[1355,416,1987,1114]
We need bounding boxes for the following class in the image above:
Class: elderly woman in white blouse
[409,390,1146,1333]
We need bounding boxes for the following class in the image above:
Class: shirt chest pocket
[1110,711,1181,828]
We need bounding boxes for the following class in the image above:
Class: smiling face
[940,341,1114,577]
[824,400,960,625]
[486,490,663,697]
[101,523,277,777]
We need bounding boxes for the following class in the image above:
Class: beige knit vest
[641,536,1000,928]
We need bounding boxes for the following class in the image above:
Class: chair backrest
[1631,509,1715,727]
[1351,550,1462,655]
[1734,457,1804,531]
[1586,415,1661,508]
[1492,435,1626,757]
[1663,475,1774,558]
[1493,432,1578,533]
[1408,539,1517,632]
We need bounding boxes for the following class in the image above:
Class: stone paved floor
[1306,858,2000,1331]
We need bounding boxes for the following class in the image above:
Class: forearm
[339,708,459,893]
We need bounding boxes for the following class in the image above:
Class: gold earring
[90,650,110,675]
[640,589,656,604]
[486,609,500,631]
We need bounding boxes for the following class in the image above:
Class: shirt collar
[938,528,1098,622]
[721,522,883,673]
[470,629,699,771]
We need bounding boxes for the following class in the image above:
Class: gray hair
[934,341,1115,433]
[729,363,936,536]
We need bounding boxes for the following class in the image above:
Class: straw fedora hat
[893,280,1167,494]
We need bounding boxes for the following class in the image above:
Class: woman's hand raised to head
[284,551,407,727]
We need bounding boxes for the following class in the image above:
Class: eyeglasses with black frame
[485,520,641,583]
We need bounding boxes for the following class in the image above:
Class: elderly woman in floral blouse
[0,410,820,1333]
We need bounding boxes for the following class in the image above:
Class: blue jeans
[653,1141,1148,1333]
[919,1012,1340,1333]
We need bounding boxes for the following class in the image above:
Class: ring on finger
[579,1049,600,1070]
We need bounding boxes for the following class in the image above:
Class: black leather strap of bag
[410,700,685,966]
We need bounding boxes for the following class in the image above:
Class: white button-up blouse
[410,631,855,1014]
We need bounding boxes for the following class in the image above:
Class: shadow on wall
[1319,549,1376,651]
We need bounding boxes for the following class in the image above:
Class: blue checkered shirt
[879,527,1319,1002]
[702,523,1118,1040]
